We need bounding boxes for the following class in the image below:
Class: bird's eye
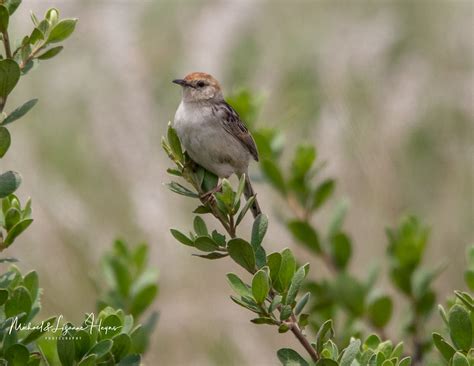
[196,81,206,88]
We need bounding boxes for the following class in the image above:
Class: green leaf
[294,292,310,315]
[117,354,141,365]
[167,125,183,162]
[280,304,292,321]
[5,207,21,230]
[226,273,252,297]
[193,236,218,252]
[47,19,77,43]
[269,295,282,312]
[398,357,411,366]
[230,295,260,313]
[279,248,296,291]
[193,216,208,236]
[291,144,316,179]
[0,59,20,99]
[85,339,113,359]
[5,219,34,246]
[23,270,39,302]
[287,220,321,253]
[448,304,472,351]
[4,0,21,15]
[261,158,286,194]
[452,352,469,366]
[130,284,157,318]
[111,333,131,362]
[315,360,338,366]
[37,46,63,60]
[267,252,282,284]
[0,6,9,33]
[340,339,361,366]
[312,179,335,210]
[2,99,38,126]
[228,238,256,273]
[170,229,194,246]
[77,355,97,366]
[286,266,306,306]
[329,232,351,270]
[432,333,455,361]
[234,174,246,207]
[236,195,255,225]
[251,214,268,247]
[166,182,199,198]
[5,286,32,318]
[4,344,29,366]
[21,317,56,344]
[45,8,59,26]
[0,126,10,157]
[192,252,228,259]
[0,288,8,305]
[277,348,309,366]
[252,269,270,304]
[250,317,279,325]
[367,294,393,328]
[57,334,75,366]
[315,320,334,353]
[0,171,21,198]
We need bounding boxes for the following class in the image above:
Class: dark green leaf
[192,252,228,260]
[448,304,472,351]
[269,295,282,312]
[4,344,29,366]
[228,238,256,273]
[267,252,282,284]
[4,0,21,15]
[193,236,218,252]
[0,59,20,99]
[193,205,211,214]
[236,195,255,225]
[57,335,75,366]
[4,218,33,246]
[287,220,321,254]
[279,248,296,291]
[117,354,141,366]
[286,266,306,306]
[170,229,194,246]
[312,179,335,210]
[279,304,292,321]
[193,216,208,236]
[111,333,131,362]
[251,214,268,247]
[250,317,279,325]
[0,171,21,198]
[0,6,8,34]
[37,46,63,60]
[0,126,10,157]
[166,182,199,198]
[291,144,316,179]
[2,99,38,125]
[77,355,97,366]
[277,348,309,366]
[47,19,77,43]
[167,125,183,162]
[252,269,269,304]
[294,292,310,315]
[315,360,338,366]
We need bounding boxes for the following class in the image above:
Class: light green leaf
[47,18,77,43]
[340,339,361,366]
[294,292,310,315]
[167,124,183,162]
[37,46,63,60]
[312,179,335,210]
[448,304,472,351]
[4,219,33,246]
[261,158,286,194]
[286,266,306,306]
[329,232,351,270]
[367,294,393,328]
[279,248,296,291]
[226,273,252,297]
[193,216,208,236]
[170,229,194,246]
[130,284,157,318]
[5,286,31,318]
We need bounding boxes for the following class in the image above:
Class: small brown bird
[173,72,261,218]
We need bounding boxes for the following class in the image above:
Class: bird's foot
[200,183,222,205]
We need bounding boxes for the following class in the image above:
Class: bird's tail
[243,174,262,218]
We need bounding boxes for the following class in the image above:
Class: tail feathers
[243,174,262,218]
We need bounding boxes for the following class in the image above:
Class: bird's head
[173,72,223,103]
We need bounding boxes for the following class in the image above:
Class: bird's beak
[172,79,188,87]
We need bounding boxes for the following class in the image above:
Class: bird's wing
[212,101,259,161]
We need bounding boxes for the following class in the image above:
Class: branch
[2,30,12,59]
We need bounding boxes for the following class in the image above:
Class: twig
[2,30,12,59]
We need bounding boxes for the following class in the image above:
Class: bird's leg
[200,183,223,204]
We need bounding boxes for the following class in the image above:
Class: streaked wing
[212,101,259,161]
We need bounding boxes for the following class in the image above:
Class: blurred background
[2,0,473,364]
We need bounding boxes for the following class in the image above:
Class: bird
[172,72,261,218]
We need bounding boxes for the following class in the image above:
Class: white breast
[173,101,250,178]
